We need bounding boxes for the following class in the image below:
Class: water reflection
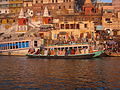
[0,56,120,89]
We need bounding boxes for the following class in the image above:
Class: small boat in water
[26,53,95,59]
[26,43,104,59]
[105,52,120,57]
[92,50,105,58]
[105,40,120,57]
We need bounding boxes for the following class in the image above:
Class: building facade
[102,6,120,36]
[32,0,76,16]
[0,0,9,14]
[56,0,102,26]
[23,0,33,7]
[0,0,23,25]
[9,0,23,14]
[112,0,120,12]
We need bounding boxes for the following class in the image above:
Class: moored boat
[105,40,120,57]
[93,50,105,58]
[26,43,104,59]
[105,52,120,57]
[0,39,43,56]
[26,53,95,59]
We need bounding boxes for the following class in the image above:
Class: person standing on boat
[83,47,87,54]
[50,48,55,55]
[81,48,84,54]
[35,49,40,55]
[42,49,44,55]
[58,49,62,55]
[75,48,80,55]
[48,49,51,56]
[54,49,58,56]
[65,49,69,56]
[71,48,75,55]
[28,48,35,54]
[44,49,48,56]
[62,49,65,55]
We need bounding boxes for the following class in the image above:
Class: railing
[48,42,91,46]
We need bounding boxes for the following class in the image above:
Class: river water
[0,56,120,90]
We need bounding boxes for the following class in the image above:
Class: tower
[76,0,95,11]
[84,0,92,4]
[42,7,53,24]
[82,0,94,15]
[18,8,28,32]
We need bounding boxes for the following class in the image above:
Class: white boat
[0,39,42,56]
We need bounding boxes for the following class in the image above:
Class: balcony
[9,1,23,4]
[0,1,9,5]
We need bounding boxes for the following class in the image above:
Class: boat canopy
[46,43,89,49]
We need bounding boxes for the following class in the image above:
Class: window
[76,24,80,29]
[22,42,25,48]
[18,42,22,48]
[15,42,18,49]
[41,6,43,9]
[5,10,7,13]
[113,31,118,36]
[84,24,87,28]
[52,0,54,3]
[61,24,64,29]
[65,24,69,29]
[70,24,75,29]
[26,41,29,47]
[105,18,110,22]
[69,5,71,9]
[34,41,38,47]
[13,20,15,22]
[10,43,13,49]
[59,6,61,9]
[26,3,28,7]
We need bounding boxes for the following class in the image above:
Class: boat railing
[48,42,91,47]
[0,48,30,52]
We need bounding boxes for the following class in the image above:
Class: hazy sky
[101,0,112,2]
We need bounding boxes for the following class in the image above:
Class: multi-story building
[0,0,23,14]
[32,0,78,16]
[0,0,9,14]
[56,0,102,26]
[23,0,33,8]
[102,6,120,36]
[112,0,120,12]
[38,20,95,41]
[0,0,23,25]
[9,0,23,14]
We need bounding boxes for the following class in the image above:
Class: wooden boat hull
[105,52,120,57]
[93,50,105,58]
[26,53,95,59]
[0,49,29,56]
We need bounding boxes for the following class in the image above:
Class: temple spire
[84,0,92,4]
[18,8,25,18]
[43,7,50,17]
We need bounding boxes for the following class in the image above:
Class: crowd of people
[28,46,91,56]
[105,40,120,53]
